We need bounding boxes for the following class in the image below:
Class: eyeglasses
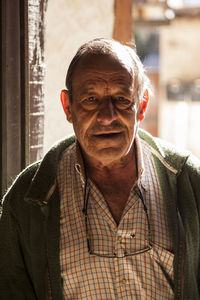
[82,181,153,258]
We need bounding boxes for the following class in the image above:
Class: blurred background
[43,0,200,158]
[1,0,200,195]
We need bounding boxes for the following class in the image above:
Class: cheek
[118,109,139,140]
[71,111,82,136]
[119,108,137,126]
[71,110,95,137]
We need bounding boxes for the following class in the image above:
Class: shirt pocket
[149,244,174,283]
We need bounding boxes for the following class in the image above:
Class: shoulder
[1,161,40,209]
[138,129,200,176]
[1,135,76,209]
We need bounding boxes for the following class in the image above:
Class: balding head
[65,38,151,104]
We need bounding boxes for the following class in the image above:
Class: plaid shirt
[57,136,174,299]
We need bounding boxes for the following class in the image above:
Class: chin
[91,147,128,164]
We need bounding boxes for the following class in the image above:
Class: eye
[114,96,132,109]
[117,97,126,101]
[116,96,129,103]
[87,96,97,102]
[81,96,99,110]
[82,96,98,103]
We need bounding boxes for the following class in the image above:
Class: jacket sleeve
[185,153,200,211]
[180,153,200,296]
[0,169,38,300]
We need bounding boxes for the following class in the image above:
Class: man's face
[67,54,140,165]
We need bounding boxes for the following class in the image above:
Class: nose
[96,98,117,125]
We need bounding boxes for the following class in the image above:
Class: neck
[83,144,137,188]
[82,144,138,224]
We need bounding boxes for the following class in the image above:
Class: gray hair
[65,38,151,104]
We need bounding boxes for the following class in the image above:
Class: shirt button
[130,233,135,238]
[120,279,128,285]
[117,236,123,243]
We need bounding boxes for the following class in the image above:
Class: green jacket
[0,130,200,300]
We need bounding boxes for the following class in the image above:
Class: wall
[159,17,200,157]
[43,0,114,153]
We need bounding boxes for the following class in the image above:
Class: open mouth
[93,132,122,138]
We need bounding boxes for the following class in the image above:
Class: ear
[139,89,149,122]
[60,89,72,123]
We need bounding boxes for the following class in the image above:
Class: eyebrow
[78,77,134,95]
[79,88,95,96]
[79,85,133,96]
[118,84,133,94]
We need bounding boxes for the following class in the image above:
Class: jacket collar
[24,129,190,206]
[138,129,190,175]
[24,135,76,206]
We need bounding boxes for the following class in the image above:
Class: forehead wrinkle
[79,79,107,94]
[74,65,135,97]
[80,73,133,87]
[78,78,134,96]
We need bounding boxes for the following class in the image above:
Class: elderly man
[0,38,200,300]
